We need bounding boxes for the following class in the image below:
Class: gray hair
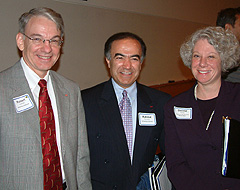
[18,7,64,38]
[180,26,240,72]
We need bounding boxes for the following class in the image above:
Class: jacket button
[96,133,101,139]
[212,146,217,150]
[104,159,109,164]
[112,185,117,190]
[154,137,159,142]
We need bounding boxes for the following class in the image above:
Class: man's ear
[225,23,234,31]
[16,33,24,51]
[105,57,111,68]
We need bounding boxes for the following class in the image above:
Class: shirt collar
[20,57,50,90]
[111,78,137,103]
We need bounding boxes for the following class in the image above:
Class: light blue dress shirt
[111,78,137,162]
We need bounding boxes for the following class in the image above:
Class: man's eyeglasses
[22,33,63,47]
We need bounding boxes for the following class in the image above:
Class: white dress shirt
[20,57,65,181]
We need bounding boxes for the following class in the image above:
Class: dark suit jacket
[81,79,170,190]
[164,80,240,190]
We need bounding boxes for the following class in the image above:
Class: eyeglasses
[22,33,63,47]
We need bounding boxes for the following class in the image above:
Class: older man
[0,7,91,190]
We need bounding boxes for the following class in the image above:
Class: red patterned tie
[38,79,63,190]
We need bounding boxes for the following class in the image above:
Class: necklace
[194,84,215,130]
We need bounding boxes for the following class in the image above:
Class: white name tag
[138,112,156,126]
[13,94,34,113]
[174,106,192,120]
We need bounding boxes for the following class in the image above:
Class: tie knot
[122,90,128,97]
[38,79,47,88]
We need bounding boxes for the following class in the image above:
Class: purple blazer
[164,80,240,190]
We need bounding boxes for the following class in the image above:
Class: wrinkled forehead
[25,16,60,36]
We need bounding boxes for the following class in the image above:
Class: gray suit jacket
[0,61,92,190]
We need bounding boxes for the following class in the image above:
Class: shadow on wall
[177,57,193,79]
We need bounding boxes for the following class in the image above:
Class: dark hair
[216,7,240,28]
[18,7,64,38]
[104,32,146,63]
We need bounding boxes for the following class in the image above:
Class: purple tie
[119,90,133,159]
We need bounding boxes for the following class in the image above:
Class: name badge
[138,112,156,126]
[13,94,34,113]
[174,106,192,120]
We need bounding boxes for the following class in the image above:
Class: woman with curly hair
[164,26,240,190]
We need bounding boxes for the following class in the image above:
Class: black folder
[222,116,240,179]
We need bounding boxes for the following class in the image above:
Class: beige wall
[1,0,240,89]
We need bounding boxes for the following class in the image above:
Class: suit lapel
[50,71,70,158]
[133,84,153,164]
[178,86,213,143]
[98,80,131,164]
[9,62,41,142]
[186,84,221,145]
